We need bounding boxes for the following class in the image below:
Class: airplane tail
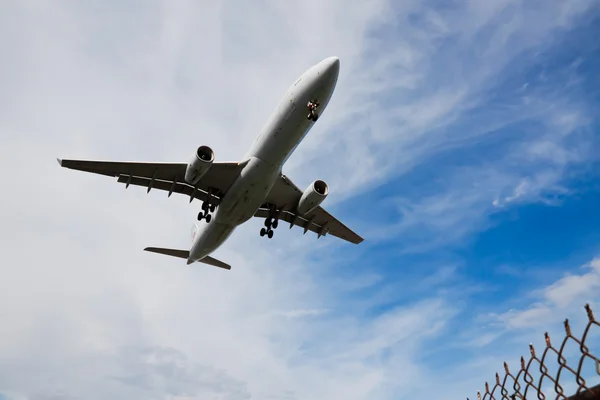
[144,247,231,270]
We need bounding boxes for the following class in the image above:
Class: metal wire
[467,304,600,400]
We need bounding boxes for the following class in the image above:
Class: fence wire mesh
[467,303,600,400]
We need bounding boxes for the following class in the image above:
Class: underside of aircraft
[58,56,363,269]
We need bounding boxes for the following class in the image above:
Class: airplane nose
[322,56,340,78]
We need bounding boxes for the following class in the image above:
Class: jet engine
[297,180,329,215]
[185,146,214,185]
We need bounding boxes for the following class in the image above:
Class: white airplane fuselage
[189,56,340,263]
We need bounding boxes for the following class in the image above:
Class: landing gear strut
[307,100,319,122]
[197,188,217,223]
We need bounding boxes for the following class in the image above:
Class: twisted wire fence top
[466,304,600,400]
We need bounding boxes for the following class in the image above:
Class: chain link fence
[467,304,599,400]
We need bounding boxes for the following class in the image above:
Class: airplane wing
[57,158,244,204]
[256,174,363,244]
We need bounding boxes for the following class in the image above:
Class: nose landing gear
[307,100,319,122]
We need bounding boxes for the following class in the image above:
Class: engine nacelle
[185,146,214,185]
[297,180,329,215]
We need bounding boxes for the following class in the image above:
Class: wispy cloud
[362,62,597,250]
[493,259,600,330]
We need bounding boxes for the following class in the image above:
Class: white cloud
[0,1,598,400]
[493,259,600,330]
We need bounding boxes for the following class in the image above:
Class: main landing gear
[260,217,276,239]
[259,205,279,239]
[307,100,319,122]
[197,188,216,223]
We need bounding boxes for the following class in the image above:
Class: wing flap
[116,175,214,204]
[254,208,320,235]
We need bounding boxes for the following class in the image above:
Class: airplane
[58,56,363,270]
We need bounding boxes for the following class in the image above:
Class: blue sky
[0,1,599,399]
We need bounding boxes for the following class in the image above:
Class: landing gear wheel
[272,220,278,229]
[260,228,266,237]
[200,200,215,223]
[264,218,272,228]
[267,230,274,239]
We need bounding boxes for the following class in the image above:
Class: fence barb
[469,304,599,400]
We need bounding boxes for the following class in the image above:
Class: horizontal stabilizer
[198,255,231,270]
[143,247,231,270]
[144,247,189,259]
